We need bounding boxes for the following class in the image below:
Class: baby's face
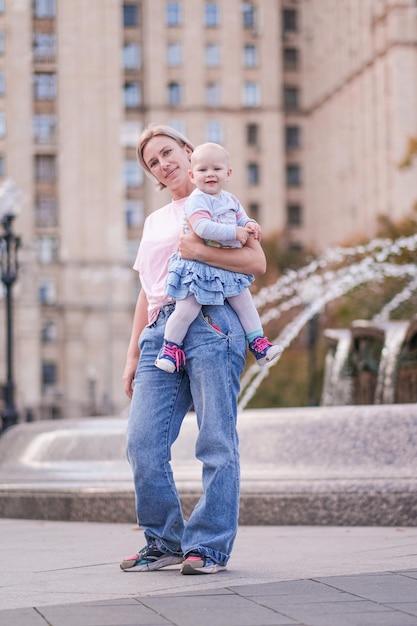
[189,146,231,196]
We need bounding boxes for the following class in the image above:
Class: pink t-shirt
[133,197,187,324]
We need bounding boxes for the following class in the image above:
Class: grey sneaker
[181,551,226,575]
[120,544,183,572]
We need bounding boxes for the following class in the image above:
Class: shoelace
[251,337,272,353]
[139,544,157,558]
[163,343,186,371]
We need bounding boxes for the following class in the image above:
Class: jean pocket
[202,313,228,337]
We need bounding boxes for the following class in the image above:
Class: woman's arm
[178,229,267,275]
[122,288,149,398]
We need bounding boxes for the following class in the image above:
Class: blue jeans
[126,302,246,566]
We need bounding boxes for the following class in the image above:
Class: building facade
[301,0,417,250]
[0,0,416,421]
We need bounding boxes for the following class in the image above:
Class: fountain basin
[1,405,417,525]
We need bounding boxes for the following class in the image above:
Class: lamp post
[0,179,21,432]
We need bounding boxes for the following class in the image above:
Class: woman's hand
[122,356,138,399]
[122,289,148,399]
[178,228,206,261]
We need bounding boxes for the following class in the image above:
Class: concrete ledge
[1,405,417,525]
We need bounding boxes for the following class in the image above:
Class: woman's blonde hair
[137,123,194,191]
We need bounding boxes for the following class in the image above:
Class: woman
[120,124,266,575]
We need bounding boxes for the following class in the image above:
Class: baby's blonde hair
[190,142,230,168]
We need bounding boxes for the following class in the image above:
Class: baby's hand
[245,221,261,241]
[236,226,249,245]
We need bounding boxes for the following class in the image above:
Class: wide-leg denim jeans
[126,302,246,566]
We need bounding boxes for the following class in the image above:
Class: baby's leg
[164,295,202,345]
[227,289,262,335]
[228,289,283,366]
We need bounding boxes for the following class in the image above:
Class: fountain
[1,233,417,525]
[239,233,417,409]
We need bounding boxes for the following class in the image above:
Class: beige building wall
[1,1,40,413]
[301,0,417,250]
[56,0,133,418]
[0,0,136,421]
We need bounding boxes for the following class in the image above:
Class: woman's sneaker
[181,551,226,575]
[120,544,183,572]
[155,340,186,373]
[248,336,283,366]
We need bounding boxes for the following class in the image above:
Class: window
[123,3,139,27]
[243,82,260,107]
[248,202,259,220]
[205,43,220,67]
[283,8,297,32]
[242,2,255,29]
[0,32,5,55]
[38,278,57,305]
[286,164,301,187]
[243,44,258,68]
[36,236,59,264]
[285,125,301,150]
[123,43,141,70]
[33,114,57,143]
[0,112,5,138]
[206,82,220,107]
[168,119,186,135]
[33,0,56,18]
[0,0,3,13]
[33,33,56,61]
[283,47,299,71]
[287,203,302,226]
[121,120,142,147]
[167,42,182,66]
[167,2,182,26]
[124,82,141,108]
[247,163,259,185]
[42,361,57,386]
[33,73,57,100]
[124,160,143,188]
[35,196,58,227]
[0,155,4,178]
[283,86,299,110]
[0,72,5,96]
[168,81,182,105]
[41,321,57,343]
[205,3,219,27]
[125,200,144,228]
[206,120,223,143]
[246,123,259,146]
[35,155,56,182]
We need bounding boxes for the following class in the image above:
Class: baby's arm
[190,211,238,244]
[179,228,267,275]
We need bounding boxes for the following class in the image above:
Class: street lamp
[0,179,21,432]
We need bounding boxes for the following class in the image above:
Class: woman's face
[143,135,194,199]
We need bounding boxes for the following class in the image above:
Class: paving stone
[140,594,300,626]
[39,599,170,626]
[315,572,417,603]
[0,608,47,626]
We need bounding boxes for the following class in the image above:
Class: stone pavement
[1,520,417,625]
